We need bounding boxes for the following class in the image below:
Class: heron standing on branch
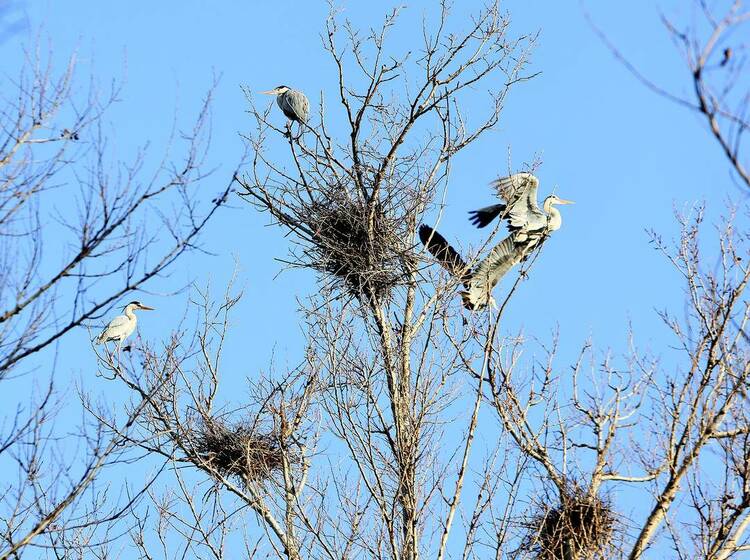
[261,85,310,125]
[96,301,155,353]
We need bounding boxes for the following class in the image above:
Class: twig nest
[239,172,425,301]
[195,417,285,483]
[522,485,615,560]
[307,196,403,300]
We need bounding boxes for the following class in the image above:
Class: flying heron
[468,173,573,240]
[96,301,155,352]
[421,174,573,310]
[261,85,310,124]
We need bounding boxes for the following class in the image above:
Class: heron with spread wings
[420,172,573,310]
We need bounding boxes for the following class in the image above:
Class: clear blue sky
[1,0,743,555]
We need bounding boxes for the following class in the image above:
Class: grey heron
[421,173,573,310]
[261,85,310,124]
[96,301,155,351]
[468,173,573,240]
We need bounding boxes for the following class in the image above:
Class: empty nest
[306,197,403,300]
[195,417,285,483]
[522,486,615,560]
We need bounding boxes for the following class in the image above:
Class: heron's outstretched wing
[280,90,310,122]
[419,225,469,282]
[462,234,530,309]
[490,173,546,234]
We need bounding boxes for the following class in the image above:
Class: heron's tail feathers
[468,204,505,228]
[460,290,481,310]
[460,288,494,311]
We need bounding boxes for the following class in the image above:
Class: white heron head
[544,194,574,211]
[260,85,292,96]
[124,301,155,312]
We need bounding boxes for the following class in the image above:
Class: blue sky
[1,0,744,555]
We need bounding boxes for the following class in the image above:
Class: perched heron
[96,301,155,351]
[468,173,573,241]
[261,85,310,124]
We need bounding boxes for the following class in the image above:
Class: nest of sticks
[305,195,404,300]
[522,486,615,560]
[240,171,424,301]
[195,417,286,483]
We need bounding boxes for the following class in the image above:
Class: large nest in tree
[194,417,286,483]
[305,196,404,300]
[521,486,615,560]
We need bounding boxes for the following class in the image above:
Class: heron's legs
[96,341,118,380]
[294,121,307,143]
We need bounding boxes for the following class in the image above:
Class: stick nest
[522,486,615,560]
[195,417,286,483]
[306,196,404,300]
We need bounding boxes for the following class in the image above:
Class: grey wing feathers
[419,225,469,282]
[492,173,539,202]
[491,173,545,238]
[97,314,128,343]
[468,234,523,295]
[106,314,129,330]
[280,90,309,122]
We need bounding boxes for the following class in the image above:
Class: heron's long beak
[260,89,279,95]
[556,199,574,205]
[139,305,155,311]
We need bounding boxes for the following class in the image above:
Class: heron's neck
[125,305,137,320]
[546,205,562,231]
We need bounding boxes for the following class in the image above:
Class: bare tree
[594,2,750,557]
[67,2,539,559]
[230,1,750,558]
[0,48,238,378]
[91,281,318,560]
[463,205,750,559]
[0,377,169,559]
[0,42,239,557]
[234,2,538,558]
